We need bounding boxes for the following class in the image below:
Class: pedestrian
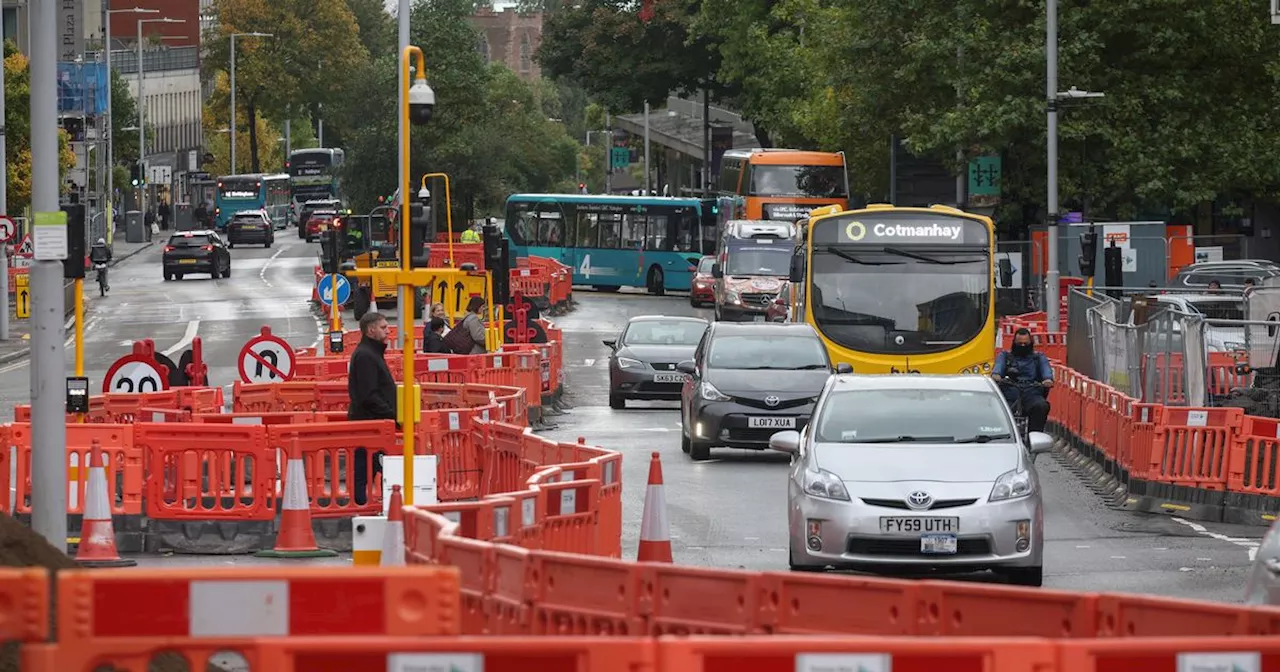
[429,302,450,333]
[443,296,488,354]
[158,198,172,231]
[460,221,482,243]
[347,311,398,506]
[193,201,208,229]
[423,317,450,354]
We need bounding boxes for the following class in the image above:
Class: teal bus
[213,173,290,230]
[505,194,718,294]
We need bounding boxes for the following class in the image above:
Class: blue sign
[57,62,108,116]
[317,274,351,306]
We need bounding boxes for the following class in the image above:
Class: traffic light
[408,201,430,267]
[62,204,86,280]
[129,162,142,187]
[1078,227,1098,277]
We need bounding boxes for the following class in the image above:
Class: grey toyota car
[678,322,849,460]
[605,315,709,409]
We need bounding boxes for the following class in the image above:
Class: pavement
[0,233,1266,602]
[536,289,1266,603]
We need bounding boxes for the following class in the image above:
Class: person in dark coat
[422,317,450,354]
[348,311,397,505]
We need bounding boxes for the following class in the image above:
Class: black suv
[226,210,274,248]
[162,230,232,281]
[678,322,849,461]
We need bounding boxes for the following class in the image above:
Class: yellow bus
[788,203,996,374]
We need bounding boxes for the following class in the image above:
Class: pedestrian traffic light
[1078,227,1098,277]
[129,162,142,187]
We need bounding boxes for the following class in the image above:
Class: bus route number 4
[580,254,591,279]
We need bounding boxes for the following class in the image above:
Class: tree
[346,0,397,58]
[330,0,577,217]
[204,0,369,173]
[201,71,290,176]
[3,41,76,215]
[537,0,722,114]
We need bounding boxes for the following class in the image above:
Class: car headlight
[699,381,730,401]
[989,468,1034,502]
[616,357,644,370]
[803,468,850,501]
[725,289,739,303]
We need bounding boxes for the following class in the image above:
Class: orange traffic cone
[637,451,673,563]
[380,485,405,566]
[256,439,338,558]
[76,439,136,568]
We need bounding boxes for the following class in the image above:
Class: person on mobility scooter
[991,327,1054,434]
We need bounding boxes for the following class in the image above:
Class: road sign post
[238,326,297,384]
[316,273,351,307]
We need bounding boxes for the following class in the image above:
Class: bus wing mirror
[789,256,804,283]
[711,263,723,279]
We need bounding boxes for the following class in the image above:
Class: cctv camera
[408,79,435,126]
[418,187,430,201]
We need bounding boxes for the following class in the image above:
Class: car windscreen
[707,333,828,370]
[697,257,715,274]
[623,320,706,346]
[168,234,211,248]
[814,388,1015,443]
[724,244,790,276]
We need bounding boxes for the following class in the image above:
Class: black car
[162,230,232,281]
[226,210,274,248]
[678,322,850,461]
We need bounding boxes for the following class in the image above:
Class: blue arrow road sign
[317,273,351,307]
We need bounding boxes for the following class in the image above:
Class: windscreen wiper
[855,435,953,443]
[954,433,1013,443]
[825,246,896,266]
[883,247,983,265]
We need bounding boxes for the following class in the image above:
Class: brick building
[469,5,543,82]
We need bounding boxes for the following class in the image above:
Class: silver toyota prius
[770,373,1053,586]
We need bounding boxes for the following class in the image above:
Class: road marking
[258,245,288,289]
[1172,516,1261,562]
[1110,555,1126,559]
[161,320,200,357]
[583,358,595,366]
[1075,545,1090,549]
[744,536,760,541]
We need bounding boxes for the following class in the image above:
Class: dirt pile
[0,514,219,672]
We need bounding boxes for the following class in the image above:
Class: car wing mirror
[676,360,696,375]
[602,339,616,348]
[769,430,800,453]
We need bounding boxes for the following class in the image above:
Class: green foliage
[109,70,140,167]
[3,40,77,214]
[331,0,578,216]
[346,0,397,57]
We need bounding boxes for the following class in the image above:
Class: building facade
[469,6,542,82]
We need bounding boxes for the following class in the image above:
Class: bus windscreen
[749,165,846,198]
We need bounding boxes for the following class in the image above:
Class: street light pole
[137,17,184,214]
[1045,0,1060,332]
[30,0,67,551]
[229,32,273,176]
[105,6,158,245]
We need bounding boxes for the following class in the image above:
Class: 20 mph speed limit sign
[238,327,296,384]
[103,354,170,394]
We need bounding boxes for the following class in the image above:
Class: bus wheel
[647,266,665,296]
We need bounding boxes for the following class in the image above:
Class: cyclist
[991,327,1054,432]
[89,238,112,291]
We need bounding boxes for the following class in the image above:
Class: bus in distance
[788,204,996,374]
[505,193,715,294]
[288,148,345,223]
[213,173,290,230]
[718,149,850,223]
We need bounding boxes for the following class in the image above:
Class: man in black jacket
[348,311,397,505]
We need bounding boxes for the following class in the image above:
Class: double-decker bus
[213,173,290,230]
[788,203,996,374]
[718,149,850,222]
[505,194,716,294]
[288,148,346,222]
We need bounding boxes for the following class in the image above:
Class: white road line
[161,320,200,357]
[258,246,287,289]
[583,358,595,366]
[1172,516,1261,562]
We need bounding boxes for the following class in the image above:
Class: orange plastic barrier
[267,420,396,516]
[0,568,49,643]
[136,422,274,522]
[5,422,140,517]
[50,566,460,646]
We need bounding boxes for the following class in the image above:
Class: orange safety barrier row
[1002,311,1280,525]
[13,386,225,423]
[511,255,573,309]
[24,635,1280,672]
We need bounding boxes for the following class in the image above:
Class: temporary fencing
[509,255,573,312]
[1004,310,1280,526]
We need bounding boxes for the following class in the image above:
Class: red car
[689,255,716,307]
[304,211,340,241]
[766,282,793,322]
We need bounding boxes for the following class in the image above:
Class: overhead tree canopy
[3,41,76,215]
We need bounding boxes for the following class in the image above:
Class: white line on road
[161,320,200,357]
[258,246,288,289]
[583,358,595,366]
[1172,516,1261,563]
